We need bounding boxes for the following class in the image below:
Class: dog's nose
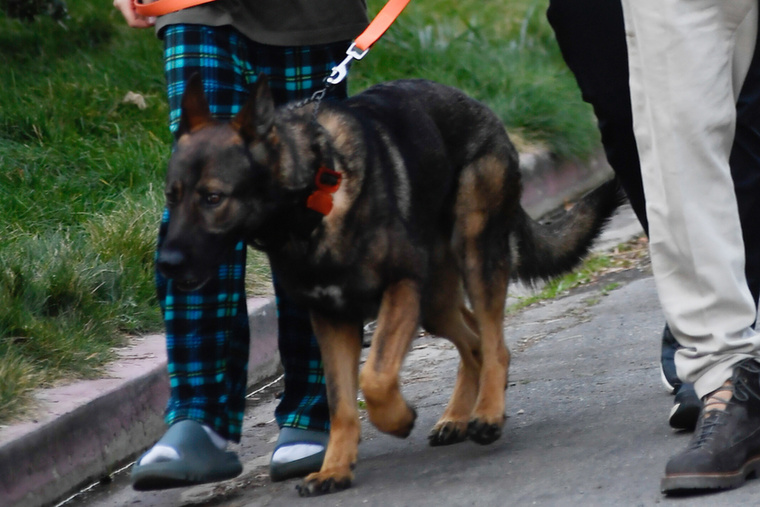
[157,248,187,279]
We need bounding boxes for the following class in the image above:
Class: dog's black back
[159,77,620,321]
[262,80,520,317]
[158,76,623,495]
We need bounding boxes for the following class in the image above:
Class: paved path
[60,205,760,506]
[0,142,621,507]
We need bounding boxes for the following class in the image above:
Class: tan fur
[159,76,621,497]
[360,280,421,436]
[305,315,363,492]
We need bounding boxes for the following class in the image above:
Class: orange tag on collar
[314,166,342,192]
[306,190,334,215]
[306,166,342,215]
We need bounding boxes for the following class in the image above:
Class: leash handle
[326,0,411,85]
[132,0,215,17]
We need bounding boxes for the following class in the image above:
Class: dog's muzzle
[156,248,210,291]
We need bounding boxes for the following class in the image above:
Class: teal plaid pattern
[158,24,349,441]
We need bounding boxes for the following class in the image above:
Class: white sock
[271,443,325,464]
[138,444,179,465]
[202,424,228,451]
[138,424,227,466]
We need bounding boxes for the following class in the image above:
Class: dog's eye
[203,193,223,206]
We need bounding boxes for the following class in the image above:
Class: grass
[507,237,650,313]
[0,0,601,423]
[350,0,599,157]
[0,2,168,420]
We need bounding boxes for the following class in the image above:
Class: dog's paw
[428,420,468,446]
[296,471,353,497]
[389,404,417,438]
[467,417,504,445]
[367,400,417,438]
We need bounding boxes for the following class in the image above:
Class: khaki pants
[621,0,760,398]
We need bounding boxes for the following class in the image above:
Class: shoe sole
[132,462,243,491]
[661,455,760,494]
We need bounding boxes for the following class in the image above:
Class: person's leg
[622,0,760,492]
[161,23,253,442]
[546,0,701,429]
[623,0,758,396]
[237,38,352,481]
[132,24,255,490]
[548,0,760,306]
[731,18,760,309]
[546,0,647,231]
[549,0,760,431]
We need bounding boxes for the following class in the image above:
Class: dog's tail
[511,177,626,284]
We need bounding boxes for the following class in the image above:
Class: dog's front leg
[359,279,420,437]
[297,313,362,497]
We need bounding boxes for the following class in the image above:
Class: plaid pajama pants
[158,24,349,442]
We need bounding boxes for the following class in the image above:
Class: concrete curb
[0,151,613,507]
[0,299,280,507]
[520,148,613,218]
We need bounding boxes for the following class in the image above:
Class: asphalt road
[65,208,760,507]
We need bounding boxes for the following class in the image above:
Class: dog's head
[157,74,322,290]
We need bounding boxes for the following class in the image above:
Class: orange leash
[355,0,411,51]
[133,0,409,34]
[133,0,214,17]
[326,0,410,85]
[132,0,410,86]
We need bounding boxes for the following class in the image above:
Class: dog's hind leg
[464,268,510,445]
[298,314,363,497]
[422,260,483,446]
[453,156,514,445]
[359,279,421,438]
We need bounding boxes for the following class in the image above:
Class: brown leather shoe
[661,358,760,494]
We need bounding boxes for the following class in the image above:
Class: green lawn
[0,0,599,423]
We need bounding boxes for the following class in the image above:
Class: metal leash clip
[326,43,370,85]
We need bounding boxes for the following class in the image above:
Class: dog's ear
[232,74,276,140]
[177,73,213,137]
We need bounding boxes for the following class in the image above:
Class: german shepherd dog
[158,74,622,496]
